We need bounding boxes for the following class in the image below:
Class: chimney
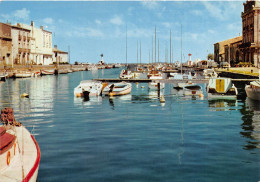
[40,26,43,30]
[54,45,57,49]
[31,21,34,27]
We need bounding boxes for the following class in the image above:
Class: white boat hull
[74,80,103,97]
[41,70,55,75]
[103,82,132,96]
[0,125,40,182]
[245,85,260,101]
[15,73,32,78]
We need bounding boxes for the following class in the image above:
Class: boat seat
[0,126,6,136]
[0,132,16,154]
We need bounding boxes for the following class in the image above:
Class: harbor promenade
[216,67,259,79]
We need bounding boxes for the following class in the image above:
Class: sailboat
[0,108,40,181]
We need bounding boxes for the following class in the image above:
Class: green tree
[207,53,214,60]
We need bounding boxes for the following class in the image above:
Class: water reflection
[74,96,103,107]
[240,98,260,149]
[208,99,238,111]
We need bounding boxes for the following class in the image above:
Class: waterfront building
[214,36,242,66]
[19,21,53,65]
[53,45,68,64]
[11,24,31,66]
[0,23,12,67]
[239,0,260,67]
[214,0,260,67]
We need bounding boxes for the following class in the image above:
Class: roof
[11,25,31,32]
[53,48,68,54]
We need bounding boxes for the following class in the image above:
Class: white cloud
[141,1,160,10]
[43,18,54,24]
[227,23,242,32]
[86,28,104,37]
[66,27,104,38]
[127,7,134,15]
[208,29,216,34]
[109,15,124,26]
[128,28,152,38]
[202,1,243,21]
[13,8,30,20]
[58,19,65,24]
[95,19,102,25]
[0,8,30,23]
[202,2,224,20]
[191,10,203,16]
[162,22,171,28]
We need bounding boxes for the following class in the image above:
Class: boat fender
[7,151,10,165]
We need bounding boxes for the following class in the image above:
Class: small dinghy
[103,82,132,96]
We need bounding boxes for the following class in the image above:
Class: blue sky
[0,1,244,64]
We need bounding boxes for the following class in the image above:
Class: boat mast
[181,24,183,74]
[165,41,168,63]
[140,40,141,65]
[155,26,156,64]
[126,25,128,65]
[158,39,159,63]
[170,29,171,64]
[137,41,138,65]
[152,37,153,65]
[149,49,150,64]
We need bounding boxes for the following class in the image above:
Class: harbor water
[0,68,259,181]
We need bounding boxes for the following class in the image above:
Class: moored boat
[0,73,7,82]
[119,69,134,79]
[103,82,132,96]
[147,70,165,90]
[148,80,165,90]
[245,81,260,101]
[207,77,238,99]
[0,108,40,182]
[169,73,193,88]
[74,80,104,97]
[41,69,55,75]
[15,72,32,78]
[203,69,218,79]
[183,85,204,98]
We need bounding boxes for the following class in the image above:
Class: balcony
[18,48,31,53]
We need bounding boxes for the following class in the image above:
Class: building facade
[214,36,242,66]
[53,45,68,64]
[0,23,12,66]
[240,0,260,67]
[0,21,67,66]
[11,24,31,66]
[20,22,53,65]
[214,0,260,67]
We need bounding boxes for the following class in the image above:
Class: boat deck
[0,126,40,182]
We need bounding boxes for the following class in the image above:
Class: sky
[0,1,244,64]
